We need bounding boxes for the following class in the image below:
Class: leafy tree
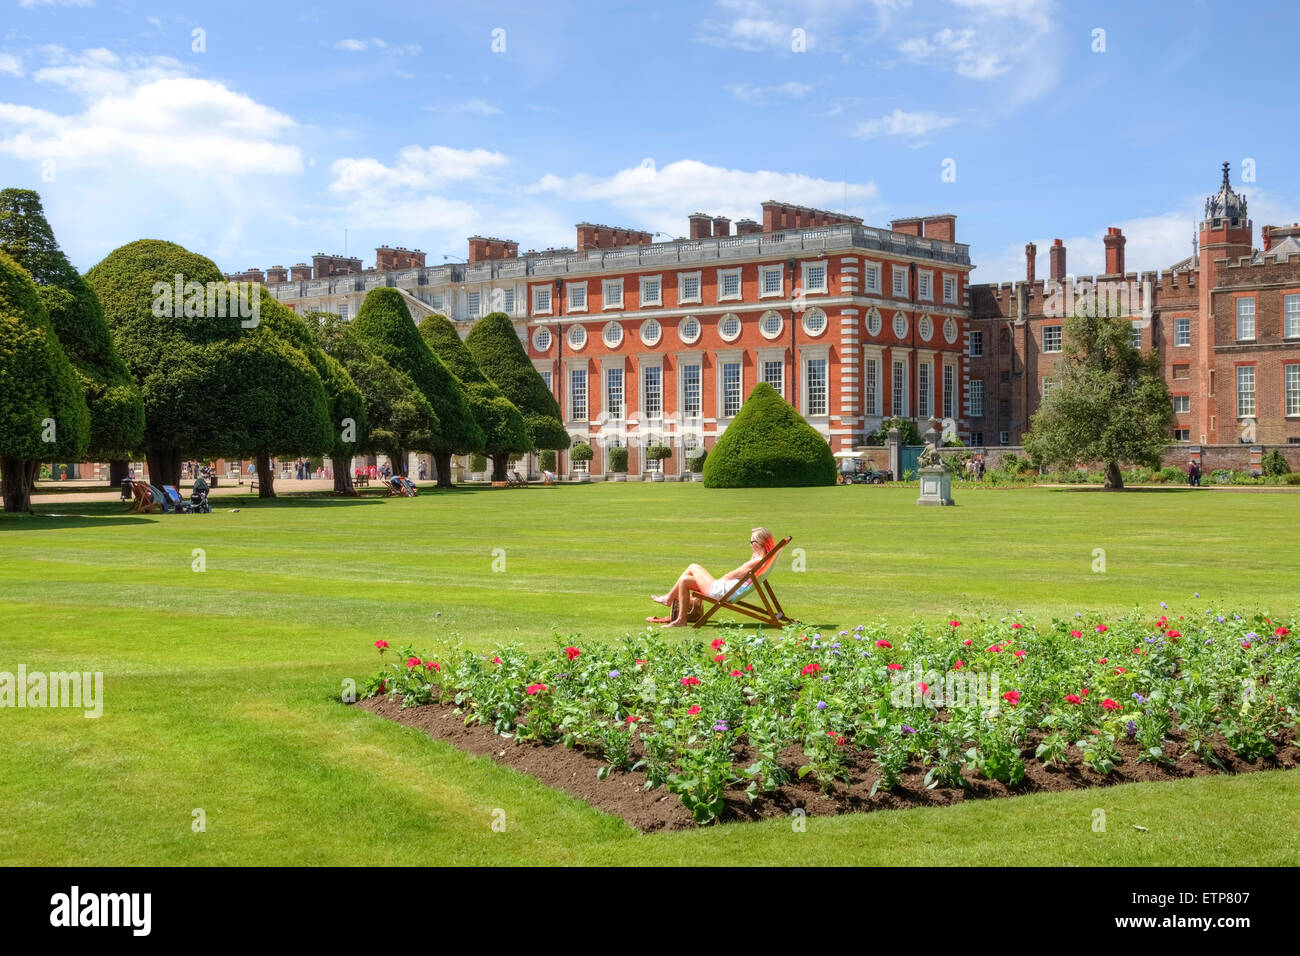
[702,382,836,487]
[1023,306,1174,490]
[351,288,482,485]
[1261,449,1290,477]
[258,293,364,496]
[0,250,89,511]
[86,239,331,490]
[310,311,439,491]
[869,416,921,446]
[0,189,144,477]
[419,313,529,481]
[464,312,569,456]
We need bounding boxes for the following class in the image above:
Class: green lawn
[1,482,1297,865]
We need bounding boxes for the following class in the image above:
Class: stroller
[189,481,212,513]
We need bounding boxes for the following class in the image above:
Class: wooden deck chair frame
[693,535,794,629]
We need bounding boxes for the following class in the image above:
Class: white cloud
[726,81,812,103]
[426,98,503,116]
[329,146,508,194]
[0,54,22,77]
[334,37,421,55]
[898,26,1011,79]
[854,108,956,144]
[529,157,875,234]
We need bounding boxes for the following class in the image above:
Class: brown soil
[356,696,1300,832]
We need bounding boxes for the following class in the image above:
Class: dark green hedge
[464,312,568,451]
[702,382,836,487]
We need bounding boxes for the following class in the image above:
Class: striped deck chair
[693,535,794,629]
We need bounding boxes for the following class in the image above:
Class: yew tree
[464,312,569,458]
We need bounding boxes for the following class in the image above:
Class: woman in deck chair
[648,527,775,627]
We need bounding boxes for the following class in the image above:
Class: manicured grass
[1,483,1297,865]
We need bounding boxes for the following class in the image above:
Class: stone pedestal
[916,466,954,506]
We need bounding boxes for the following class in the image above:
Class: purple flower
[1205,639,1213,645]
[1245,631,1258,640]
[713,721,729,732]
[608,670,620,679]
[838,631,848,636]
[435,611,441,617]
[1125,720,1137,738]
[1076,612,1083,619]
[902,725,916,734]
[830,642,841,649]
[816,701,827,710]
[1216,616,1226,623]
[1132,693,1145,704]
[822,675,830,682]
[1160,602,1168,609]
[1194,592,1200,598]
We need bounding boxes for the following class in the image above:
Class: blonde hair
[751,527,775,551]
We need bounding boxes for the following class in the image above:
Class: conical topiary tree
[419,313,529,481]
[464,312,569,459]
[0,249,90,511]
[702,382,836,487]
[0,189,143,480]
[351,288,482,485]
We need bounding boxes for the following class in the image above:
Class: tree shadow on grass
[3,513,160,529]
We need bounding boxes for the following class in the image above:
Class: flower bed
[358,610,1299,827]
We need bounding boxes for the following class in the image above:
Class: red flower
[1098,658,1108,664]
[711,638,726,650]
[1132,648,1143,654]
[1276,626,1291,637]
[875,639,892,649]
[954,660,964,669]
[680,675,701,687]
[963,639,972,646]
[1101,698,1122,711]
[1242,642,1252,649]
[744,664,754,672]
[987,643,1003,653]
[1011,622,1023,629]
[374,640,389,650]
[1166,630,1181,639]
[730,669,742,677]
[425,661,441,672]
[1081,688,1090,696]
[801,662,821,675]
[377,681,386,694]
[1013,649,1026,658]
[1096,625,1108,633]
[406,656,421,668]
[635,659,647,666]
[565,646,581,661]
[887,662,902,670]
[686,705,701,716]
[1156,616,1167,628]
[949,620,961,627]
[626,715,642,724]
[492,656,502,664]
[919,682,930,694]
[1070,630,1083,638]
[1002,690,1020,706]
[714,654,725,663]
[1113,666,1127,675]
[1064,694,1082,705]
[526,683,548,695]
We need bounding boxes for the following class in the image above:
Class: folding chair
[693,536,794,629]
[507,470,527,488]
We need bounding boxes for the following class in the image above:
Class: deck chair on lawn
[693,535,794,629]
[507,470,527,488]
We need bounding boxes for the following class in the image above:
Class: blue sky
[2,0,1298,282]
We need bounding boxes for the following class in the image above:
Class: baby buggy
[189,482,212,513]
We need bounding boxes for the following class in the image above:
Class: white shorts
[709,578,732,600]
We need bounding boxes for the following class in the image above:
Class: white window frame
[918,314,933,342]
[866,308,882,336]
[567,366,587,423]
[942,273,957,304]
[759,310,783,341]
[501,288,515,314]
[1172,395,1191,413]
[1237,365,1255,418]
[679,357,703,419]
[917,360,932,419]
[604,363,625,421]
[718,267,742,302]
[1286,365,1300,416]
[642,362,663,421]
[891,266,907,298]
[892,359,907,417]
[718,354,744,418]
[1042,325,1063,353]
[862,348,882,417]
[802,260,829,294]
[892,312,908,339]
[567,324,587,351]
[679,315,701,345]
[1174,317,1191,347]
[1000,431,1010,445]
[1285,294,1300,339]
[532,286,552,315]
[640,318,662,347]
[568,282,588,313]
[759,264,784,299]
[678,271,702,305]
[1130,321,1142,349]
[532,326,552,352]
[803,349,830,417]
[602,278,624,310]
[758,348,785,398]
[943,362,956,419]
[430,292,444,311]
[969,330,983,357]
[602,321,624,349]
[639,274,662,308]
[917,270,933,301]
[970,379,984,418]
[802,308,827,337]
[719,313,742,343]
[862,261,881,295]
[467,290,481,316]
[1236,297,1256,341]
[1174,428,1191,443]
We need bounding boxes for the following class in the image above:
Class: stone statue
[918,441,941,469]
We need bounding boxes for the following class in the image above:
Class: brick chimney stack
[712,216,730,237]
[1049,238,1066,281]
[1025,242,1037,284]
[688,213,712,240]
[734,219,761,236]
[1103,227,1126,276]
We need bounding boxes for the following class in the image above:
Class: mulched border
[356,695,1299,832]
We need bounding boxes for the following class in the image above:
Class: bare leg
[655,563,715,605]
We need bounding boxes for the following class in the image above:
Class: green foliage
[1024,304,1174,488]
[309,311,438,462]
[464,313,568,451]
[870,416,921,446]
[608,446,628,473]
[0,249,90,464]
[570,441,593,462]
[539,449,556,472]
[688,448,707,472]
[1261,449,1290,477]
[419,313,529,458]
[351,288,482,454]
[469,453,487,473]
[646,444,672,461]
[702,382,836,488]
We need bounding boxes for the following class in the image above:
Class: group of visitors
[1187,461,1202,487]
[962,456,986,480]
[293,458,327,480]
